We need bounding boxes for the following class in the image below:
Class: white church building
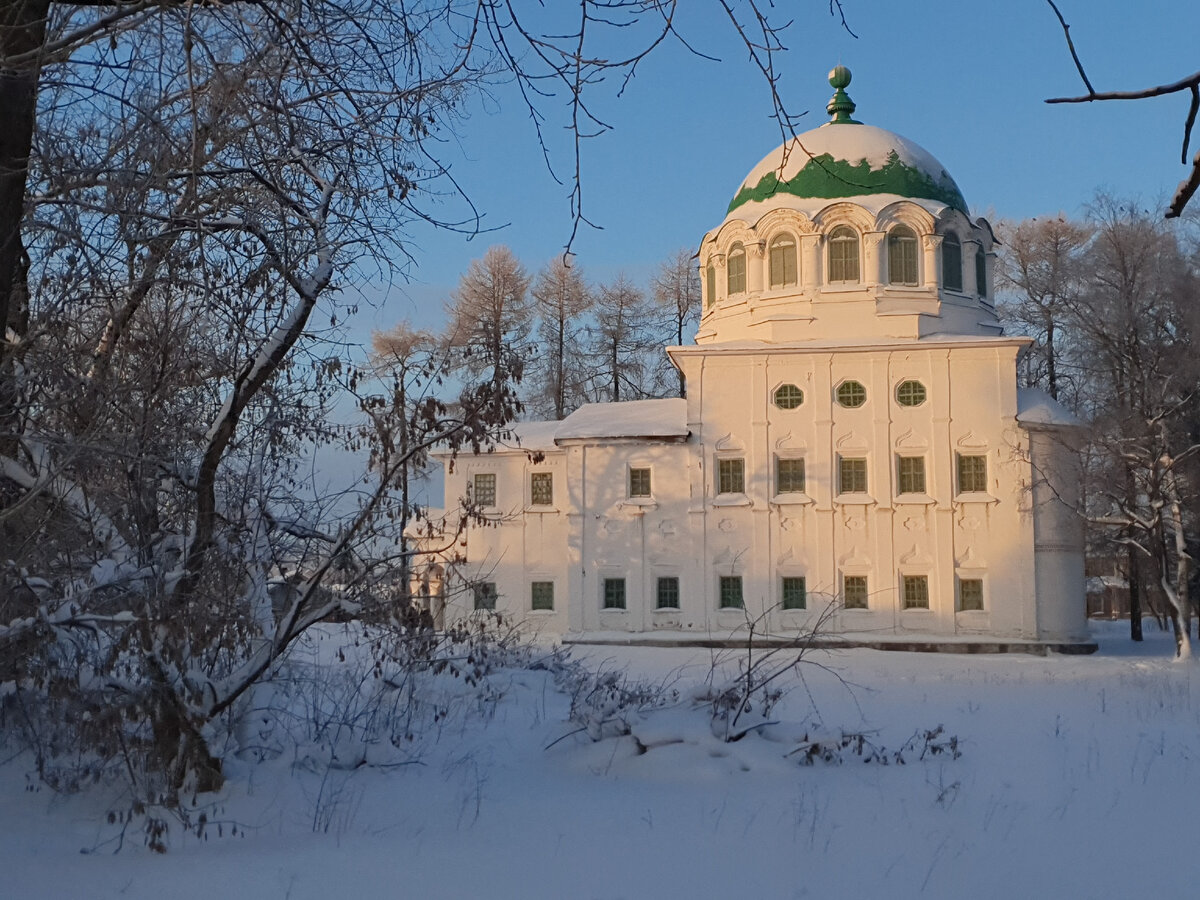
[429,67,1092,651]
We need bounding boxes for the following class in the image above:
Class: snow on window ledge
[712,493,752,508]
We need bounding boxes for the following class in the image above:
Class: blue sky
[356,1,1200,338]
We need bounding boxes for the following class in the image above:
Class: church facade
[429,68,1090,649]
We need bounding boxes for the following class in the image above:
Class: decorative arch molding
[874,200,936,235]
[753,207,818,241]
[899,544,934,567]
[934,207,975,243]
[710,219,759,256]
[956,430,989,451]
[812,201,876,234]
[894,427,929,451]
[774,431,807,451]
[835,430,870,453]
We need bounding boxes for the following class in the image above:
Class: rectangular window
[529,472,553,506]
[473,582,497,611]
[656,576,680,609]
[471,472,496,507]
[843,575,869,610]
[530,581,554,611]
[958,578,984,612]
[776,457,806,494]
[958,454,988,493]
[781,576,807,610]
[838,457,868,494]
[719,575,744,609]
[902,575,930,610]
[889,235,919,285]
[602,578,626,610]
[717,458,745,494]
[629,467,652,498]
[897,456,926,495]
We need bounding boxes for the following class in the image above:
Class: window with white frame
[957,454,988,493]
[530,581,554,611]
[895,379,926,407]
[717,458,745,494]
[769,234,798,288]
[828,226,860,283]
[471,472,496,507]
[843,574,869,609]
[602,578,626,610]
[656,576,680,609]
[529,471,553,506]
[727,243,747,295]
[473,582,498,611]
[942,233,963,292]
[888,225,919,285]
[958,577,984,612]
[897,456,926,495]
[902,575,930,610]
[773,383,804,409]
[836,380,867,408]
[719,575,744,609]
[838,457,868,494]
[781,576,807,610]
[629,466,652,498]
[776,456,806,494]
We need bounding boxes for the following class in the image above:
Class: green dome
[727,123,967,217]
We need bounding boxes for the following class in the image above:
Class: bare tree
[996,216,1092,403]
[651,247,701,397]
[586,273,657,403]
[528,256,592,419]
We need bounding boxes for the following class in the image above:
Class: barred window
[531,581,554,611]
[473,582,497,611]
[828,226,860,283]
[976,247,988,299]
[717,458,745,495]
[897,456,926,495]
[603,578,626,610]
[888,225,919,285]
[727,243,747,295]
[836,380,867,408]
[471,472,496,507]
[656,577,680,609]
[902,575,930,610]
[958,454,988,493]
[776,457,806,494]
[629,467,652,498]
[706,264,717,308]
[769,234,798,288]
[773,383,804,409]
[843,575,869,609]
[781,576,807,610]
[838,457,868,494]
[719,575,744,609]
[942,233,963,292]
[958,578,984,612]
[530,472,553,506]
[896,380,926,407]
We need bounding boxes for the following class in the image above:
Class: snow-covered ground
[4,621,1197,899]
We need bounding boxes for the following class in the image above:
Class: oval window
[774,384,804,409]
[836,380,867,408]
[896,380,927,407]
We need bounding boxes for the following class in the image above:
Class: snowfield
[4,621,1197,899]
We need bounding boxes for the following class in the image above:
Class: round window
[836,380,867,408]
[896,380,927,407]
[773,384,804,409]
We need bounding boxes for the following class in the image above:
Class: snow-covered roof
[1016,388,1083,428]
[555,398,688,442]
[500,420,561,452]
[724,122,966,226]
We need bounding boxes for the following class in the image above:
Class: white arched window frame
[727,242,747,295]
[705,263,717,308]
[768,234,798,289]
[827,226,860,284]
[887,225,919,286]
[942,232,963,292]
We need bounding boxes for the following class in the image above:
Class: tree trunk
[1127,544,1143,641]
[0,0,49,465]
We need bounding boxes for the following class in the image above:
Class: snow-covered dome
[725,66,966,223]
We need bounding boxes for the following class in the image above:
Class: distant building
[430,68,1090,649]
